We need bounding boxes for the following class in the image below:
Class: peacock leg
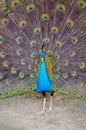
[49,92,53,112]
[41,92,47,115]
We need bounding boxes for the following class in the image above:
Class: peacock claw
[40,110,47,115]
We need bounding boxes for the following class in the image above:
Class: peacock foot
[48,107,53,113]
[40,110,47,115]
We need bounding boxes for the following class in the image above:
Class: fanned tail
[0,0,86,99]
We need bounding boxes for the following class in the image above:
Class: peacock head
[40,44,45,61]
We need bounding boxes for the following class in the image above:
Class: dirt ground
[0,93,86,130]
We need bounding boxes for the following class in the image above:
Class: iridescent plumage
[0,0,86,100]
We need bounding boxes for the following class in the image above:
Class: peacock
[0,0,86,114]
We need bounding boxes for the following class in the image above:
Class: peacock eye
[30,73,35,78]
[71,37,78,44]
[63,59,69,66]
[55,74,59,80]
[77,0,86,9]
[26,4,35,12]
[2,52,6,55]
[41,14,50,21]
[3,8,9,14]
[2,18,9,26]
[19,38,22,42]
[56,65,60,71]
[12,0,20,8]
[80,3,83,6]
[3,61,9,67]
[79,62,85,69]
[69,51,76,57]
[54,54,60,59]
[0,36,4,44]
[16,49,23,56]
[32,84,36,89]
[34,67,37,72]
[30,40,37,47]
[47,50,52,56]
[51,26,59,34]
[73,92,76,96]
[4,20,8,25]
[31,52,37,58]
[19,21,27,28]
[61,87,65,92]
[16,37,23,44]
[34,59,38,64]
[66,20,74,28]
[63,73,68,79]
[28,65,32,70]
[0,73,3,79]
[43,38,50,44]
[4,9,7,13]
[11,67,17,74]
[5,61,8,65]
[19,72,25,78]
[29,7,32,11]
[0,51,6,58]
[13,68,16,71]
[14,2,19,7]
[68,92,71,95]
[80,95,83,99]
[56,41,62,48]
[21,59,26,65]
[6,79,11,86]
[34,28,41,34]
[56,4,66,12]
[71,71,77,77]
[4,0,9,3]
[78,82,83,87]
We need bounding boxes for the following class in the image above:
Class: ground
[0,93,86,130]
